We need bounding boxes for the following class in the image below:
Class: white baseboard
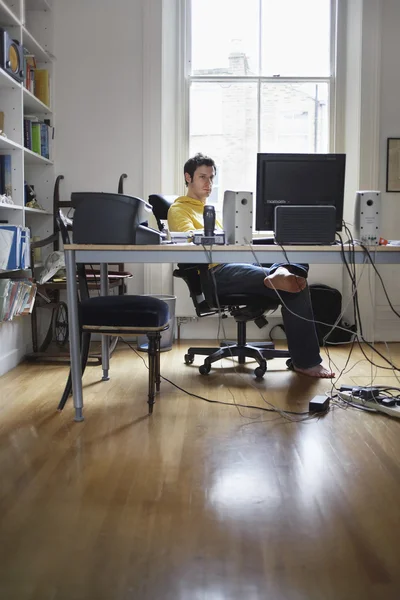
[0,347,27,377]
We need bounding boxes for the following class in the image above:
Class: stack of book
[0,279,37,322]
[23,116,52,159]
[23,50,50,108]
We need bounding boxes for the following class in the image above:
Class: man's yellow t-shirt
[167,195,222,269]
[167,195,222,233]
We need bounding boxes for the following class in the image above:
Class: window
[186,0,335,220]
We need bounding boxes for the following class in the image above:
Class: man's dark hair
[184,153,216,186]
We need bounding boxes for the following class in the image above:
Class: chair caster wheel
[184,353,194,365]
[199,363,211,375]
[254,366,266,378]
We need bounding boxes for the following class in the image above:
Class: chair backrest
[56,208,90,303]
[118,173,128,194]
[148,194,177,231]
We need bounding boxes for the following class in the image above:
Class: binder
[20,227,31,269]
[0,228,13,270]
[0,225,22,270]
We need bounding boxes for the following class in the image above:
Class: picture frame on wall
[386,138,400,192]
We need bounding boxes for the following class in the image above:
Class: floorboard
[1,341,400,600]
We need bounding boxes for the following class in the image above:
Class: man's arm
[168,206,199,232]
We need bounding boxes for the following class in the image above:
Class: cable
[359,242,400,319]
[200,244,326,423]
[334,231,400,373]
[119,337,312,418]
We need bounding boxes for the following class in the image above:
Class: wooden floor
[1,341,400,600]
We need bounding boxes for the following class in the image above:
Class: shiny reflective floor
[1,341,400,599]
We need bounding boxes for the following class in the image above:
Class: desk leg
[100,263,110,381]
[65,250,84,422]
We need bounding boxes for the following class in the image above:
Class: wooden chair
[28,174,131,363]
[57,198,169,415]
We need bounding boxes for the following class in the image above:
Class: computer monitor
[255,153,346,232]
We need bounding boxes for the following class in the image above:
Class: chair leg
[147,333,157,414]
[155,332,161,392]
[57,332,91,411]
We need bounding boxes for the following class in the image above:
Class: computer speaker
[354,191,381,245]
[223,190,253,245]
[0,28,24,83]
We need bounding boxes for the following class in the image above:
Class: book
[0,155,12,197]
[34,69,50,106]
[40,123,49,158]
[23,119,32,149]
[31,123,41,154]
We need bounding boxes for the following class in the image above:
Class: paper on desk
[0,229,14,270]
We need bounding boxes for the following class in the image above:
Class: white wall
[54,0,144,200]
[379,0,400,238]
[53,0,147,295]
[375,0,400,340]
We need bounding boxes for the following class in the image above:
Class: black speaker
[274,205,336,245]
[0,28,24,83]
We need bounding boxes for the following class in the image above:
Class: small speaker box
[0,28,24,83]
[354,191,381,245]
[274,205,336,245]
[223,190,253,245]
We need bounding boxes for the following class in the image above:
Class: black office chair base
[220,340,276,352]
[185,343,291,378]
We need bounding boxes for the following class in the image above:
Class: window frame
[178,0,341,196]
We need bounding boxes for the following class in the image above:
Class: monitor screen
[255,153,346,232]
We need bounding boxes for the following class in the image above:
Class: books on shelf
[34,69,50,106]
[23,51,51,108]
[0,225,31,271]
[0,155,12,198]
[23,50,37,94]
[23,116,52,159]
[0,278,37,322]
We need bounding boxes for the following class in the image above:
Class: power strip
[338,391,400,419]
[193,232,226,245]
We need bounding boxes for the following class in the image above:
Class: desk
[64,243,400,421]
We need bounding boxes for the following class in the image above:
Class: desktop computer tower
[354,191,381,245]
[223,190,253,245]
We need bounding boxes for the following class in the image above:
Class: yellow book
[34,69,50,107]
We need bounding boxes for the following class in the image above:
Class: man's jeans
[210,263,321,369]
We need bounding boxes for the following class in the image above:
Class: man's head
[184,153,216,202]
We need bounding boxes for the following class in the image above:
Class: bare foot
[264,267,306,293]
[294,364,335,378]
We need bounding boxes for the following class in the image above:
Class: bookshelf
[0,0,55,262]
[0,0,55,373]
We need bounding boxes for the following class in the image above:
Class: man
[168,153,334,378]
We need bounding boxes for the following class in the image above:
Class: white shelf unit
[0,0,55,374]
[0,0,55,247]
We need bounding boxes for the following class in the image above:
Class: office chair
[56,198,170,415]
[149,194,291,378]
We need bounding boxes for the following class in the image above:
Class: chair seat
[217,293,279,310]
[80,295,169,328]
